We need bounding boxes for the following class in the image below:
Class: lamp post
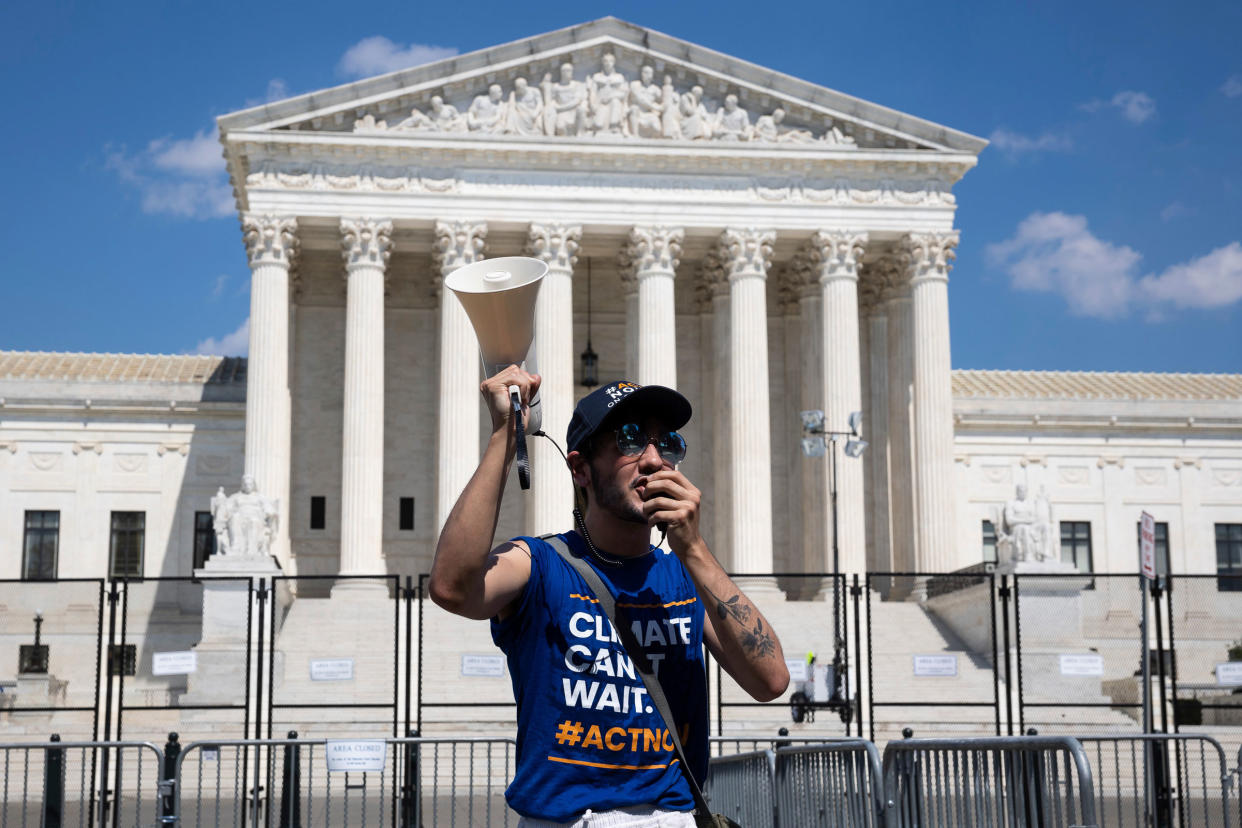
[800,410,867,703]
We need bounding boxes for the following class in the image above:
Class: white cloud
[1080,90,1156,124]
[210,274,230,300]
[1222,75,1242,98]
[105,129,233,219]
[193,317,250,356]
[988,212,1242,319]
[989,127,1073,156]
[1138,242,1242,310]
[244,78,291,108]
[986,212,1140,318]
[338,36,458,78]
[1159,201,1189,222]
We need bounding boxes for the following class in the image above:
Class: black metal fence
[2,571,1240,747]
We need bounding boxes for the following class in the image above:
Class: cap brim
[604,385,692,432]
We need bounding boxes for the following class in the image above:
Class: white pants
[517,803,696,827]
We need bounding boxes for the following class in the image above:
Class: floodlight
[844,439,868,458]
[800,410,825,433]
[801,436,826,458]
[848,411,863,436]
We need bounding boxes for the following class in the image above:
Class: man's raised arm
[427,366,539,621]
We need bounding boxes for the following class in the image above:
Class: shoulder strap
[544,534,714,824]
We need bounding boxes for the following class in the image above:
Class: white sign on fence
[1216,663,1242,686]
[1139,511,1156,580]
[785,659,808,684]
[1059,654,1105,676]
[460,654,506,677]
[152,651,197,676]
[913,655,958,677]
[324,740,387,772]
[309,659,354,681]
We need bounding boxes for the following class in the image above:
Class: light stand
[800,410,867,711]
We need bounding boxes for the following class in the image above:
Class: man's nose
[637,441,663,471]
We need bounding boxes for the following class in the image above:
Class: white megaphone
[444,256,546,488]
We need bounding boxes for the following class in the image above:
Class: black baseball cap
[566,380,692,455]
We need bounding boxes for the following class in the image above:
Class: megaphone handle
[510,385,531,491]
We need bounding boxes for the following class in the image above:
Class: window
[109,511,145,578]
[399,497,415,531]
[193,511,216,570]
[1217,524,1242,592]
[981,520,998,563]
[1135,521,1169,577]
[310,496,326,530]
[23,510,59,580]
[1060,521,1093,572]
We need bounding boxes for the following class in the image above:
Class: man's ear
[566,451,591,488]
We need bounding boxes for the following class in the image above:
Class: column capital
[774,262,810,315]
[242,213,299,267]
[715,228,776,282]
[789,250,824,301]
[340,218,394,271]
[694,249,730,309]
[899,231,959,285]
[525,223,581,274]
[619,226,684,281]
[432,220,488,276]
[805,230,868,285]
[859,257,905,313]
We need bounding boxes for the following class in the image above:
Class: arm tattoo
[705,587,775,658]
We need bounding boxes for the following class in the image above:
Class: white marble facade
[1,19,1240,588]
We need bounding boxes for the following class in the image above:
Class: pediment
[219,18,985,156]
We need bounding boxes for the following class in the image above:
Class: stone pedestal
[182,554,281,705]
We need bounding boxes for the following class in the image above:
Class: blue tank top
[491,532,708,822]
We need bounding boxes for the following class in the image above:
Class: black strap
[545,535,714,824]
[511,387,530,490]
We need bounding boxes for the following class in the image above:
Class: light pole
[800,409,867,704]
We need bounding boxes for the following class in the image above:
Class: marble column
[808,231,868,580]
[433,221,488,536]
[621,269,639,380]
[791,257,825,588]
[697,256,732,569]
[241,214,298,569]
[885,263,917,582]
[716,228,778,590]
[336,218,393,588]
[620,226,684,388]
[860,273,891,573]
[902,232,960,574]
[525,223,581,535]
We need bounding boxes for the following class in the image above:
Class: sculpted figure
[627,65,664,138]
[467,84,507,133]
[212,475,279,558]
[821,123,857,146]
[393,106,432,131]
[544,63,588,136]
[679,85,712,140]
[996,484,1054,564]
[660,75,681,139]
[588,53,629,135]
[506,77,544,136]
[754,108,815,143]
[428,95,466,132]
[713,94,752,141]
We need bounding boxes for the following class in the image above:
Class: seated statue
[543,63,588,136]
[713,94,752,141]
[427,95,466,132]
[996,484,1056,565]
[588,53,628,135]
[679,85,712,140]
[754,108,815,143]
[507,77,544,136]
[210,475,279,559]
[467,84,507,133]
[627,65,664,139]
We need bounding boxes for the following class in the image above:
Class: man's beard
[588,463,647,525]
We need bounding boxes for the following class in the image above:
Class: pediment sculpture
[352,54,858,147]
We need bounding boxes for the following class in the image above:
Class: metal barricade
[882,735,1097,827]
[706,749,776,827]
[176,735,517,827]
[0,737,164,827]
[774,740,884,827]
[1077,733,1234,827]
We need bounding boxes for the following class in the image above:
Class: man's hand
[481,365,541,435]
[637,469,705,559]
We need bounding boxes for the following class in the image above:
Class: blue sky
[2,0,1239,372]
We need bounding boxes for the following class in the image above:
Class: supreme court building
[3,17,1241,593]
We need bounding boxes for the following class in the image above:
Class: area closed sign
[1139,511,1156,580]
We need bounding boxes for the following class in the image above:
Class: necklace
[573,508,626,568]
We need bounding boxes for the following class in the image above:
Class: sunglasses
[612,422,687,465]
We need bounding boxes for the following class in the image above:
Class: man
[430,369,789,826]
